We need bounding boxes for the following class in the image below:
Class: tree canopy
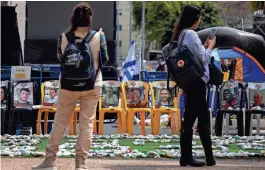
[248,1,265,13]
[132,1,223,45]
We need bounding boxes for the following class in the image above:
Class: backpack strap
[83,30,97,43]
[83,30,101,79]
[167,71,171,92]
[178,30,187,46]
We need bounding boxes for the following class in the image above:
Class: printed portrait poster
[153,81,174,108]
[1,81,9,109]
[102,81,120,108]
[221,81,240,110]
[125,81,145,107]
[13,82,34,108]
[220,59,234,72]
[248,83,265,110]
[43,81,60,107]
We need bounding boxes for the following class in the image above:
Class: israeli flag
[121,41,141,82]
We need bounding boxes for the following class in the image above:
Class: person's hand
[204,36,209,48]
[207,36,216,50]
[98,28,104,35]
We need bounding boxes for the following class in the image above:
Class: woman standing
[32,2,108,170]
[171,5,216,167]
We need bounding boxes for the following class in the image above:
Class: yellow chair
[98,81,126,135]
[150,81,181,135]
[121,81,154,136]
[36,81,78,135]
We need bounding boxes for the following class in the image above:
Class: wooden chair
[150,81,181,135]
[121,81,153,136]
[36,81,79,135]
[98,81,126,135]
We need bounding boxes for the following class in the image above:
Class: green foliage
[132,1,223,44]
[248,1,265,11]
[199,2,223,30]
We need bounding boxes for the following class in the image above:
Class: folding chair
[121,81,153,136]
[8,81,35,135]
[1,80,11,135]
[36,80,78,135]
[245,82,265,136]
[98,81,126,135]
[191,85,217,135]
[215,81,245,136]
[150,81,181,135]
[208,85,217,135]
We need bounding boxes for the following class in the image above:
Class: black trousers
[183,79,209,131]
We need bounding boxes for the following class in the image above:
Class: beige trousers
[45,87,101,160]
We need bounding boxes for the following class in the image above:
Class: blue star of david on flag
[121,41,141,82]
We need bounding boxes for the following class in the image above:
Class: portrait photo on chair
[102,85,120,108]
[221,82,240,109]
[154,82,174,108]
[43,81,60,106]
[248,83,265,110]
[1,85,8,108]
[13,82,33,108]
[126,87,146,108]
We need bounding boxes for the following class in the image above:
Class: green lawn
[36,138,261,154]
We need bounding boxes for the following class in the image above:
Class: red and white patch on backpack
[177,60,184,67]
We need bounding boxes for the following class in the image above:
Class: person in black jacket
[171,5,216,167]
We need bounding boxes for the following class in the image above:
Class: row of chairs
[212,81,265,136]
[2,78,265,136]
[37,80,182,136]
[30,80,265,136]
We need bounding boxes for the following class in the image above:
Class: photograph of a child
[102,81,120,108]
[248,83,265,110]
[221,82,240,109]
[14,82,33,108]
[43,81,60,106]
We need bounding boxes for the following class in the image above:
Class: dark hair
[171,5,201,41]
[20,88,30,93]
[68,2,92,33]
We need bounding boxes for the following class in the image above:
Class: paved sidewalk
[1,158,265,170]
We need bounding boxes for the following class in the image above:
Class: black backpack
[208,56,224,86]
[166,31,205,91]
[60,30,99,91]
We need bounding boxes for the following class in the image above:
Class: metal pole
[241,17,244,31]
[141,1,145,70]
[116,1,120,67]
[129,1,132,46]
